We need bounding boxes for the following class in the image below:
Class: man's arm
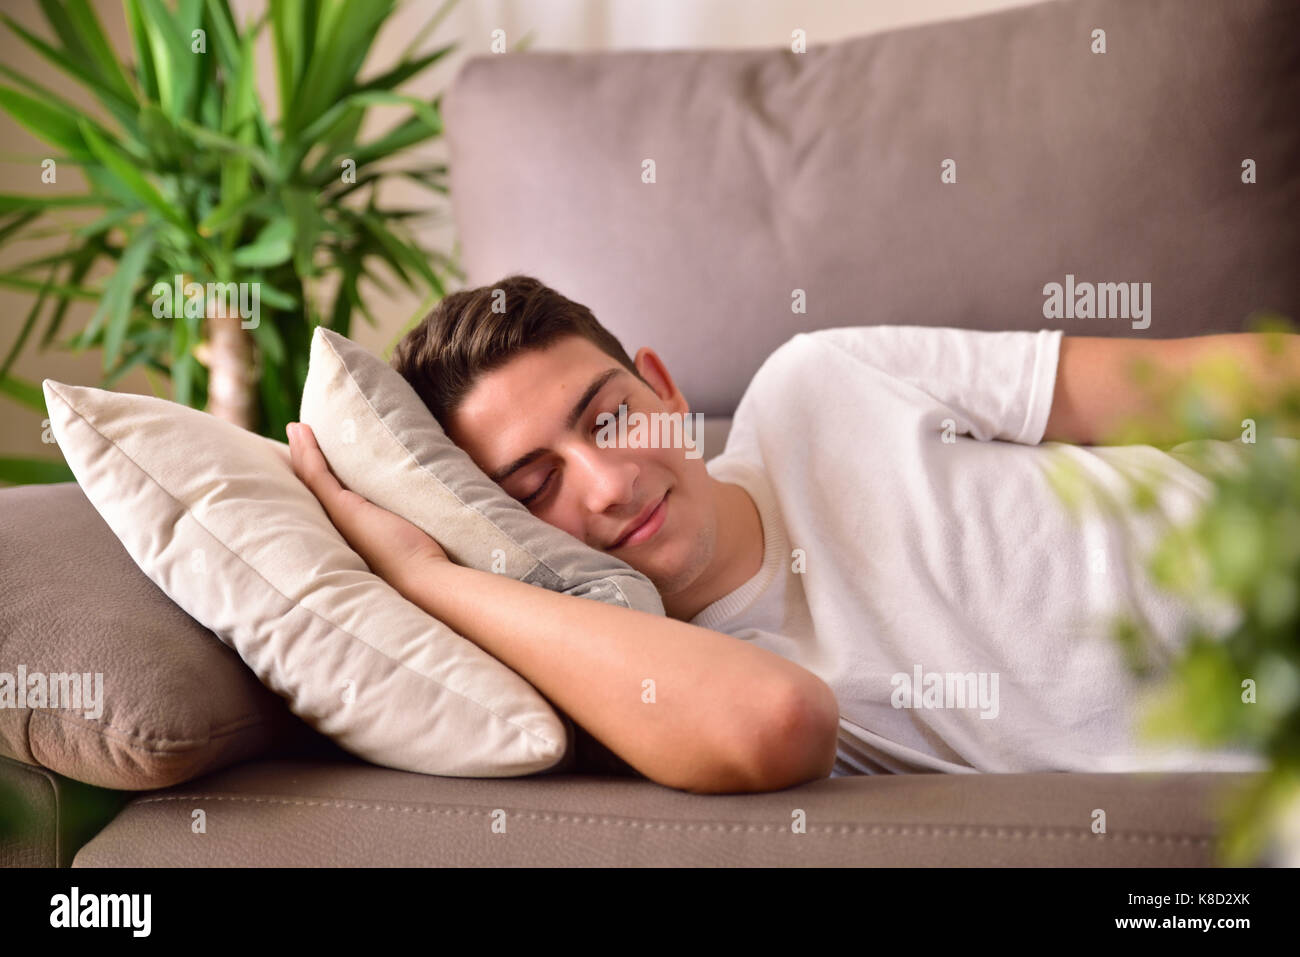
[1043,332,1300,446]
[286,423,839,795]
[400,558,838,793]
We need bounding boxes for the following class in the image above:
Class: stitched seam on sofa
[51,393,562,750]
[13,703,37,763]
[326,333,602,587]
[26,707,276,752]
[123,795,1213,844]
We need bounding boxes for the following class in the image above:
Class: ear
[631,346,690,415]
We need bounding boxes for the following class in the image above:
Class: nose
[568,441,639,517]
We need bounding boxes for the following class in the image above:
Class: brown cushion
[0,483,337,790]
[445,0,1300,418]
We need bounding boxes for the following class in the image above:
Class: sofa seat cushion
[72,757,1257,866]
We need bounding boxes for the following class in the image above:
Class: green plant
[1044,313,1300,866]
[0,0,476,484]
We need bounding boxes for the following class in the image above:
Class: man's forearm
[390,558,838,793]
[1046,332,1300,445]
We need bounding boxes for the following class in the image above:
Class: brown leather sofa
[3,0,1297,866]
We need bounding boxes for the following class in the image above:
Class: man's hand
[287,421,448,589]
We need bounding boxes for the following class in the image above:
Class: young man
[287,275,1298,794]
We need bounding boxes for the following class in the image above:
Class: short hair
[390,274,646,428]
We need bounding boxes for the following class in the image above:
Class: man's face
[445,334,718,600]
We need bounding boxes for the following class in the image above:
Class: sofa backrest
[444,0,1300,417]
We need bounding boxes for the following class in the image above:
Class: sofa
[3,0,1297,867]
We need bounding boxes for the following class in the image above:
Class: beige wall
[0,0,1044,460]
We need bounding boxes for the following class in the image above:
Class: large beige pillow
[41,379,569,777]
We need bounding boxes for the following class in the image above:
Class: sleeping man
[286,274,1299,793]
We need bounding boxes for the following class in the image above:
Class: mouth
[610,490,669,550]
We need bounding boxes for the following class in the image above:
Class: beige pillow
[41,379,568,777]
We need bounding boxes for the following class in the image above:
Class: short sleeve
[802,325,1062,445]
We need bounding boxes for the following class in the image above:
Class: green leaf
[0,62,127,141]
[202,0,241,76]
[138,103,190,168]
[78,120,204,245]
[397,0,460,61]
[0,259,58,378]
[0,85,88,158]
[75,207,139,239]
[135,0,194,120]
[62,0,139,104]
[232,217,293,268]
[73,226,157,370]
[0,271,100,300]
[269,0,304,127]
[171,312,197,407]
[289,0,395,137]
[334,114,441,177]
[174,0,206,119]
[36,0,90,62]
[255,282,298,310]
[327,260,355,336]
[0,192,103,213]
[177,118,275,181]
[40,240,101,348]
[0,456,75,486]
[0,209,40,245]
[122,0,159,100]
[104,339,168,389]
[0,13,137,130]
[360,211,440,290]
[0,371,49,411]
[342,91,442,130]
[282,186,321,278]
[354,42,456,93]
[198,192,262,235]
[248,313,285,364]
[215,23,258,249]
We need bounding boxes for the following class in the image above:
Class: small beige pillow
[41,379,569,777]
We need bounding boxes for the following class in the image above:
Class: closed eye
[519,470,554,507]
[518,395,631,506]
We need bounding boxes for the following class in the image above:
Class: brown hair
[390,274,645,429]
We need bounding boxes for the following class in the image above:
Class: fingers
[287,422,344,502]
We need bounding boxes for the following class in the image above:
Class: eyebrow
[487,367,625,485]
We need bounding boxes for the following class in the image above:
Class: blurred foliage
[0,762,131,865]
[0,774,41,846]
[0,0,486,484]
[1044,312,1300,865]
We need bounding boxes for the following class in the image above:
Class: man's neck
[662,477,764,621]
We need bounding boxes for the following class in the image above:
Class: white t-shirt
[692,325,1268,776]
